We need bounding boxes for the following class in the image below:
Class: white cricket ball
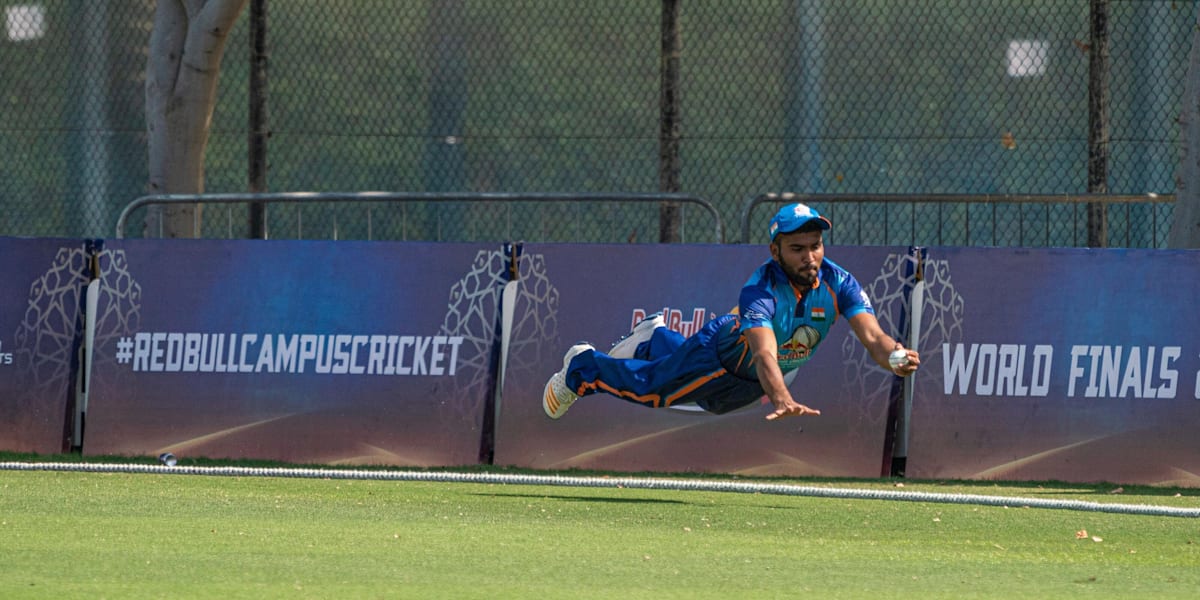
[888,349,909,369]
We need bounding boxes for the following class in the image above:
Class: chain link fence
[1,0,1193,246]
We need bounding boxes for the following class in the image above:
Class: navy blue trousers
[564,314,766,415]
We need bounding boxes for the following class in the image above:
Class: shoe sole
[543,377,567,419]
[544,344,592,419]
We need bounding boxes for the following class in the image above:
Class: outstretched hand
[765,400,821,421]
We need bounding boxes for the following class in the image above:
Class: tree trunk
[145,0,248,238]
[1170,2,1200,248]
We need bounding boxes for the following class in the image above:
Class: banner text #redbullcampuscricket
[119,332,464,376]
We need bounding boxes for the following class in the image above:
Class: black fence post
[248,0,269,239]
[659,0,682,243]
[1087,0,1110,248]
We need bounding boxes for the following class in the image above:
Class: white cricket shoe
[607,312,666,359]
[543,343,594,419]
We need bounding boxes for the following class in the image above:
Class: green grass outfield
[1,455,1198,599]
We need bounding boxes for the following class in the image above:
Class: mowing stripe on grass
[3,461,1196,518]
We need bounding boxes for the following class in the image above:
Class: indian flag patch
[811,307,826,321]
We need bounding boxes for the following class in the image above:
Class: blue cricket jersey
[717,257,874,380]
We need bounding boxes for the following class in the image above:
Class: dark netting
[1,0,1191,246]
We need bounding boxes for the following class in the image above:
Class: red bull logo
[631,307,714,338]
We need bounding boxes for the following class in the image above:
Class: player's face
[771,229,824,288]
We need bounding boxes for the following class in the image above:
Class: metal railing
[116,192,725,242]
[741,193,1175,247]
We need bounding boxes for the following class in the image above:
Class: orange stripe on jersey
[732,334,751,372]
[664,368,728,407]
[788,276,820,298]
[822,280,839,324]
[788,280,804,302]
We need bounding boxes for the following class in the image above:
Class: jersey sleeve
[737,263,777,329]
[834,269,875,318]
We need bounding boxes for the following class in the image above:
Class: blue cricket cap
[768,203,831,241]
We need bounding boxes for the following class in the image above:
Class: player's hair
[794,220,827,234]
[772,220,826,245]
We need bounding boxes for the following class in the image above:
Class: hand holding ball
[888,349,909,370]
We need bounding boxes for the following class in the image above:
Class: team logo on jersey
[779,325,820,361]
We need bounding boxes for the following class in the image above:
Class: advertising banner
[906,247,1200,486]
[0,238,91,454]
[83,239,503,466]
[493,243,913,477]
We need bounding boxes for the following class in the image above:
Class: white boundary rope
[2,461,1196,518]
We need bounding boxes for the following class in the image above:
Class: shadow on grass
[468,491,688,505]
